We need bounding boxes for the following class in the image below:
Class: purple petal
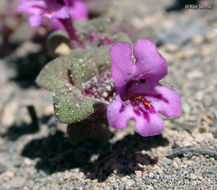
[121,80,158,100]
[133,39,168,81]
[107,95,132,129]
[52,6,70,19]
[17,0,46,14]
[51,18,65,30]
[134,113,164,137]
[123,81,181,118]
[107,95,164,137]
[110,42,136,92]
[29,15,42,27]
[152,85,181,118]
[70,0,88,20]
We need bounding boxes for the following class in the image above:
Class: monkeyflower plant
[17,0,88,46]
[107,39,181,136]
[36,37,181,144]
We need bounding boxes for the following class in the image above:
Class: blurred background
[0,0,216,189]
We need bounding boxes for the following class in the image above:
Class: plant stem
[59,18,85,48]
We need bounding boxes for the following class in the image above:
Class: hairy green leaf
[53,86,105,123]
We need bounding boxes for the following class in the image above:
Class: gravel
[0,0,217,189]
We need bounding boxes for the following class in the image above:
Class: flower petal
[51,18,65,30]
[70,0,88,20]
[120,80,181,118]
[107,95,164,137]
[152,85,181,118]
[121,80,158,100]
[133,39,168,81]
[52,6,70,19]
[134,113,164,137]
[110,42,136,92]
[29,15,42,27]
[107,95,132,129]
[17,0,46,14]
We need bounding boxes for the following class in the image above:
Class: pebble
[24,158,32,166]
[0,1,216,190]
[58,178,64,185]
[190,173,198,180]
[162,158,172,165]
[3,171,14,181]
[172,161,179,170]
[135,170,143,177]
[43,105,54,116]
[195,91,204,101]
[149,173,154,179]
[119,183,126,190]
[1,101,18,126]
[126,179,135,186]
[194,133,214,143]
[182,103,191,113]
[187,70,204,80]
[3,177,26,189]
[63,172,72,180]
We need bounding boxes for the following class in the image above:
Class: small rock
[126,179,135,186]
[24,158,32,166]
[162,158,172,165]
[135,170,143,177]
[43,105,54,116]
[64,172,72,180]
[194,133,214,143]
[3,171,14,181]
[173,160,179,169]
[2,101,18,126]
[164,44,179,53]
[192,35,204,45]
[119,183,126,190]
[190,173,198,180]
[143,177,152,185]
[182,103,191,113]
[55,43,71,56]
[58,178,64,185]
[149,173,154,179]
[187,70,204,79]
[195,91,204,101]
[3,177,26,189]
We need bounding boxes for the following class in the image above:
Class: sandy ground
[0,0,217,189]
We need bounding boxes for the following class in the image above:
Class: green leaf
[75,17,110,36]
[70,46,111,89]
[53,86,105,123]
[36,55,72,91]
[88,45,111,74]
[113,33,132,44]
[36,46,111,91]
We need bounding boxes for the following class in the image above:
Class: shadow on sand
[21,130,169,181]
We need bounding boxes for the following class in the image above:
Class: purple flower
[17,0,87,47]
[107,39,181,137]
[17,0,88,27]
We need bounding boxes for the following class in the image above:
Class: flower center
[130,96,155,121]
[130,96,152,112]
[56,0,65,5]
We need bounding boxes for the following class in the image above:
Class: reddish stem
[59,18,85,48]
